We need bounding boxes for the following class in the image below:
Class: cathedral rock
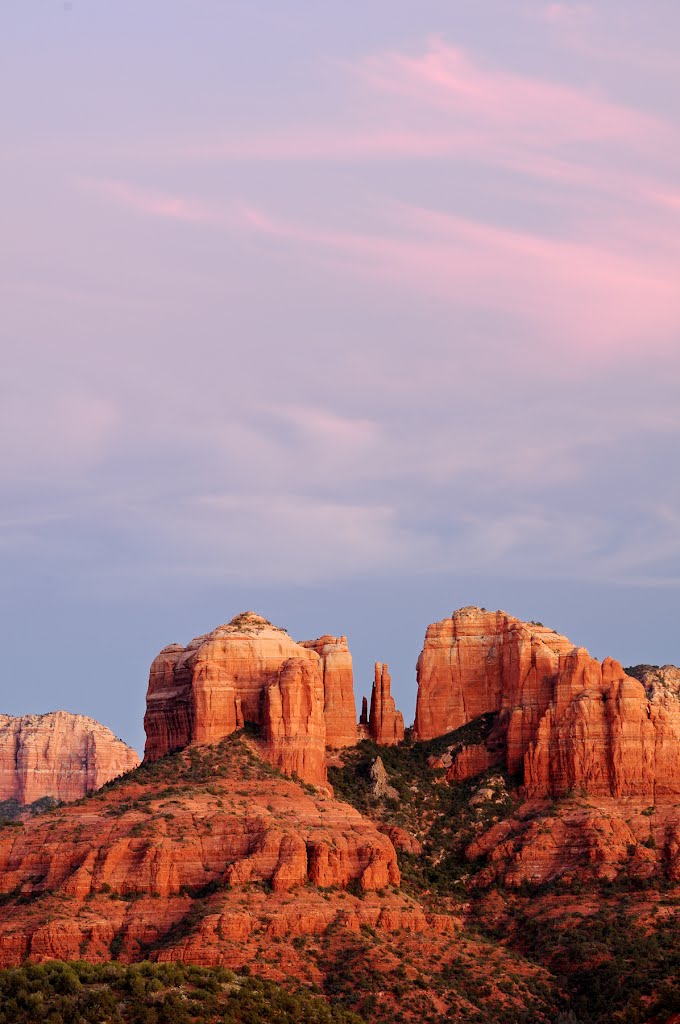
[143,612,359,787]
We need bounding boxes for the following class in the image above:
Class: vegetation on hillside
[493,902,680,1024]
[0,960,364,1024]
[0,795,58,825]
[328,715,515,900]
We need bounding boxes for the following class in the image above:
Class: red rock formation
[413,607,680,801]
[357,696,370,740]
[263,658,327,787]
[369,664,405,746]
[144,613,318,762]
[414,607,575,745]
[428,743,502,783]
[378,825,423,855]
[299,635,357,747]
[468,798,680,889]
[0,712,139,806]
[0,737,407,968]
[523,656,680,799]
[145,613,362,786]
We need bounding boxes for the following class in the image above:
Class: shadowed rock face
[143,613,358,787]
[0,712,140,805]
[414,607,680,800]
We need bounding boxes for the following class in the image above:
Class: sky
[2,2,680,755]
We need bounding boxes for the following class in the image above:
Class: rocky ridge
[1,604,679,1023]
[298,635,357,748]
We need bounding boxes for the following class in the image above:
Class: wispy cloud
[239,199,680,355]
[81,178,212,223]
[81,165,680,357]
[539,2,593,25]
[356,36,662,146]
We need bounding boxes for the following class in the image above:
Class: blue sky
[2,2,679,753]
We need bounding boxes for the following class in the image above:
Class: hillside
[0,606,678,1023]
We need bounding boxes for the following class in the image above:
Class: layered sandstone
[430,742,501,783]
[468,798,680,889]
[144,613,358,786]
[299,635,357,747]
[0,712,139,806]
[0,737,409,969]
[369,663,404,746]
[414,608,575,746]
[413,607,680,801]
[263,658,326,786]
[143,614,315,761]
[523,656,680,799]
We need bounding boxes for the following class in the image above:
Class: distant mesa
[0,711,140,806]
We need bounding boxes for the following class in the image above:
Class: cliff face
[368,664,405,746]
[414,608,575,746]
[523,655,680,799]
[263,658,327,786]
[143,614,313,762]
[413,607,680,800]
[0,712,139,806]
[143,613,360,787]
[298,635,357,748]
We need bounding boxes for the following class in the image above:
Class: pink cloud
[184,128,483,164]
[357,37,663,146]
[541,2,592,24]
[242,201,680,357]
[265,405,380,450]
[79,166,680,358]
[82,179,211,223]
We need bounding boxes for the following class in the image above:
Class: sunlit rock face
[0,712,139,805]
[368,663,404,746]
[414,607,680,799]
[298,635,357,748]
[143,612,358,786]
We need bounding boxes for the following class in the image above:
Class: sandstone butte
[414,606,680,801]
[368,663,405,746]
[0,712,140,806]
[144,613,359,788]
[0,605,679,1015]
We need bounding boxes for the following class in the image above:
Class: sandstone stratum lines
[0,604,678,1023]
